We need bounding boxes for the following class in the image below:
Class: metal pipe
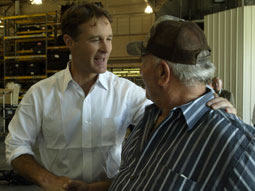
[180,0,183,18]
[4,3,12,16]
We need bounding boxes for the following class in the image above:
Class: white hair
[152,51,215,87]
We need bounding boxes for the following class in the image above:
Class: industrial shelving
[107,57,143,87]
[2,11,146,101]
[2,12,58,97]
[0,89,17,137]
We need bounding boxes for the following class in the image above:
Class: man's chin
[94,65,107,73]
[98,68,107,74]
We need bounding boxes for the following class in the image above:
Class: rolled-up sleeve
[5,87,42,164]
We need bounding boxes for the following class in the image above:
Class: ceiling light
[144,4,153,14]
[30,0,42,5]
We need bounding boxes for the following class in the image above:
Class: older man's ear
[156,60,170,87]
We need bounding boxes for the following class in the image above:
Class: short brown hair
[61,3,112,41]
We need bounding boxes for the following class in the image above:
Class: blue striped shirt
[109,89,255,191]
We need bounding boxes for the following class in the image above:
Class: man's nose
[100,40,111,53]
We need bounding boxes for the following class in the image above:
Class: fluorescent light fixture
[30,0,42,5]
[0,25,4,28]
[144,4,153,14]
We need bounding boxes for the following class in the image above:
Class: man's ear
[156,60,170,87]
[63,34,74,48]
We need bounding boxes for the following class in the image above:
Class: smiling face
[69,16,113,75]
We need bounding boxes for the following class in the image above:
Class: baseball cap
[126,15,211,65]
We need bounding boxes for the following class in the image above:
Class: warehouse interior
[0,0,254,120]
[0,0,255,190]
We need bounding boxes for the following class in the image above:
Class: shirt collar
[177,88,214,130]
[61,63,109,93]
[146,88,214,131]
[62,62,73,93]
[96,72,109,90]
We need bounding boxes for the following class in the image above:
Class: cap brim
[126,41,148,56]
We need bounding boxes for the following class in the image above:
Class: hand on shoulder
[207,94,237,115]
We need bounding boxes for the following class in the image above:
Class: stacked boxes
[18,41,45,55]
[5,61,45,76]
[47,49,70,70]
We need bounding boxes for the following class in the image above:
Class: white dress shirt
[5,65,151,183]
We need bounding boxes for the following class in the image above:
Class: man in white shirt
[5,3,236,191]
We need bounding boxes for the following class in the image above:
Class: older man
[212,77,235,105]
[107,16,255,191]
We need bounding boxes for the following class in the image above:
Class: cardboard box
[0,89,14,105]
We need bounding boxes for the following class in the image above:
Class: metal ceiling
[0,0,13,7]
[148,0,255,20]
[1,0,255,19]
[0,0,30,7]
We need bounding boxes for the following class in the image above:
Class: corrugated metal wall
[243,6,255,125]
[204,6,255,125]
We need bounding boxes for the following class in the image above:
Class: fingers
[207,97,237,115]
[63,180,89,191]
[213,93,219,98]
[63,180,79,191]
[225,107,237,116]
[207,97,230,108]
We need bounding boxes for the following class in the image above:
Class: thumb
[63,179,78,190]
[213,93,219,98]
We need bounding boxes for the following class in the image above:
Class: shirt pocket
[154,168,201,191]
[101,116,124,147]
[42,111,65,149]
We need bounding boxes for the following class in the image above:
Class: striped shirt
[109,89,255,191]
